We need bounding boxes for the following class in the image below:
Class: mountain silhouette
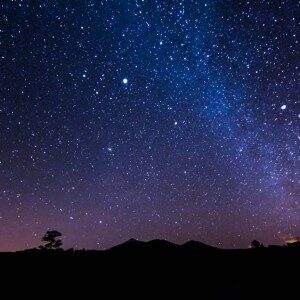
[182,240,217,250]
[108,238,212,254]
[1,238,300,299]
[108,238,146,252]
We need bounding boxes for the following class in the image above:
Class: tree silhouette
[41,230,63,250]
[251,240,264,248]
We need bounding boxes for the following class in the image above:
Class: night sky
[0,0,299,251]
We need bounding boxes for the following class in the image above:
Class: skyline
[0,0,299,251]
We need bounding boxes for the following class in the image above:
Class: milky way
[0,0,299,251]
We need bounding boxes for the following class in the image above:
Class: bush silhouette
[251,240,264,248]
[40,230,63,250]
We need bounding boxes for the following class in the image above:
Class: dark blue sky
[0,0,299,251]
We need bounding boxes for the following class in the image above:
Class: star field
[0,0,299,251]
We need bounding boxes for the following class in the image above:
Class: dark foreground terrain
[1,239,299,299]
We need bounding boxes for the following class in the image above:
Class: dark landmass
[1,239,299,299]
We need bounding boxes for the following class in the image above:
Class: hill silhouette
[1,239,300,299]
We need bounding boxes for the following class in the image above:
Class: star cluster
[0,0,299,251]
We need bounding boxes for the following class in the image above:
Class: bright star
[281,105,287,110]
[123,78,128,84]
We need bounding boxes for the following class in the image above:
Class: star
[0,0,298,251]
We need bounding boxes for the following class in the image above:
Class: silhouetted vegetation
[250,239,264,248]
[39,230,63,250]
